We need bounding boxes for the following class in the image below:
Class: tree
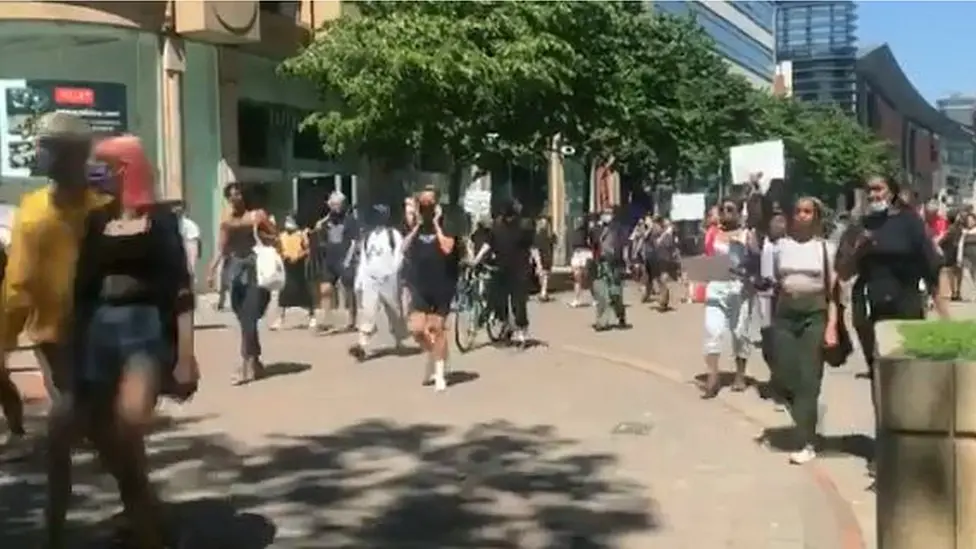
[280,1,580,172]
[753,95,895,199]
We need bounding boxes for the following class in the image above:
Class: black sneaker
[348,345,368,362]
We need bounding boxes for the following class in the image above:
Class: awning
[856,44,972,141]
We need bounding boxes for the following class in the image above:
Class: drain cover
[612,422,653,436]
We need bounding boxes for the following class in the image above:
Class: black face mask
[418,203,436,228]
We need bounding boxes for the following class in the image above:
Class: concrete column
[160,35,186,200]
[548,135,566,266]
[875,320,976,549]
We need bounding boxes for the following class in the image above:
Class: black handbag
[821,241,853,367]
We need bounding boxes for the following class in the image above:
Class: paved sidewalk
[0,305,839,548]
[532,291,976,549]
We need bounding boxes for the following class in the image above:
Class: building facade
[854,45,976,199]
[651,1,776,88]
[775,0,858,111]
[0,0,347,275]
[935,94,976,202]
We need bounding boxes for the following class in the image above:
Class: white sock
[358,332,370,348]
[433,360,447,391]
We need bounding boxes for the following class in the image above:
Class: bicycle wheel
[454,299,482,353]
[484,304,506,343]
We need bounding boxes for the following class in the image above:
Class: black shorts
[410,288,453,317]
[317,258,343,285]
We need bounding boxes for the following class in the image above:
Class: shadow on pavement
[1,417,660,548]
[760,425,875,463]
[259,361,313,379]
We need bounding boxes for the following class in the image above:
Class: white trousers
[359,275,406,344]
[703,281,751,359]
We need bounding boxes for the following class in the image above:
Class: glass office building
[652,1,776,88]
[775,1,858,111]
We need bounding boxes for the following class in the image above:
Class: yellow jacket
[1,186,111,346]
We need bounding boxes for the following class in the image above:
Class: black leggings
[231,279,270,359]
[492,268,530,329]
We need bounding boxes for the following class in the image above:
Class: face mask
[418,203,435,226]
[600,214,612,224]
[868,200,888,214]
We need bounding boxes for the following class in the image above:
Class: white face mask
[868,200,888,214]
[600,214,612,224]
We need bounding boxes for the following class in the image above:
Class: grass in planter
[898,320,976,361]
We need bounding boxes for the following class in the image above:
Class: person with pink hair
[67,134,198,547]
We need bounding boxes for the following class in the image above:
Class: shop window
[0,22,158,187]
[293,123,331,161]
[238,100,272,167]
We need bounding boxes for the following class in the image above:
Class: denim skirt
[76,304,169,399]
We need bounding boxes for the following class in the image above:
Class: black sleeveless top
[74,205,195,319]
[405,228,459,292]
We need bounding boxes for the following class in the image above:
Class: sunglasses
[722,205,738,213]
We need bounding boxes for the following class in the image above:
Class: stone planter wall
[875,320,976,549]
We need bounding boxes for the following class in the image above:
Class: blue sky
[857,1,975,103]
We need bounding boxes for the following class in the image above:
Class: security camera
[560,145,576,156]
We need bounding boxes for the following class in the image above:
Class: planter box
[875,320,976,549]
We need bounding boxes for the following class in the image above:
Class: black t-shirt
[490,219,533,269]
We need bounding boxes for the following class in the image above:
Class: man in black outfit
[473,199,539,345]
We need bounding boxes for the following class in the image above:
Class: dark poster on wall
[0,79,127,178]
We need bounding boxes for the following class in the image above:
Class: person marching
[0,113,114,545]
[271,214,315,330]
[403,188,461,391]
[349,204,408,360]
[589,206,629,331]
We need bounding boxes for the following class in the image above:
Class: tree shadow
[1,418,660,548]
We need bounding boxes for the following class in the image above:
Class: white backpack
[253,224,286,291]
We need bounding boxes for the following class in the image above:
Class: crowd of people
[689,173,952,468]
[0,111,965,546]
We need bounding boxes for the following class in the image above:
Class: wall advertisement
[0,79,127,178]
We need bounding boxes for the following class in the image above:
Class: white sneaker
[789,445,817,464]
[433,359,447,392]
[513,330,527,345]
[269,319,282,331]
[568,299,581,308]
[433,375,447,392]
[307,317,318,330]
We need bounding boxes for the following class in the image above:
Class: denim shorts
[77,304,168,390]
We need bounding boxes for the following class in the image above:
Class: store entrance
[294,174,336,229]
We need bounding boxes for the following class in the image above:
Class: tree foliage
[282,1,896,195]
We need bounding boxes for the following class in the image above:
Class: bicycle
[453,263,505,352]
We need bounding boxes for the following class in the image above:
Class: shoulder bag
[253,218,286,291]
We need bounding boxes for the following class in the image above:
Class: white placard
[462,189,492,218]
[728,139,785,194]
[670,192,706,221]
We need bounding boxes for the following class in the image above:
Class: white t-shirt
[762,237,836,294]
[179,216,200,242]
[179,216,201,276]
[355,228,404,288]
